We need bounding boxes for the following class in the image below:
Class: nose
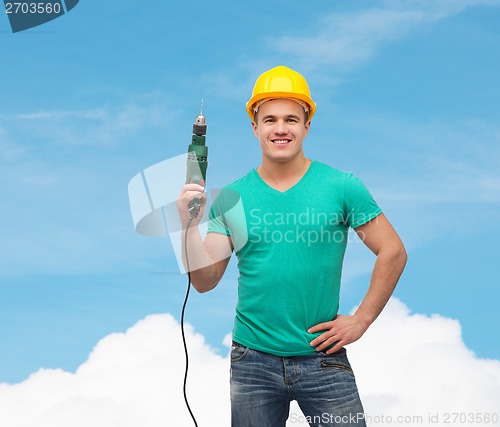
[274,119,287,135]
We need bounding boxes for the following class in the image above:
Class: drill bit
[194,99,206,128]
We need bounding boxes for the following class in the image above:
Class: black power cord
[181,216,199,427]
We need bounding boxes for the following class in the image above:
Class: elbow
[193,282,216,294]
[395,242,408,271]
[380,240,408,270]
[190,270,219,294]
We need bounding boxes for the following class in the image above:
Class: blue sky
[1,0,499,393]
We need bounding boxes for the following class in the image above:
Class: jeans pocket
[230,342,250,363]
[320,360,353,372]
[319,349,353,372]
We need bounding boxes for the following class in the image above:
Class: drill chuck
[193,113,207,136]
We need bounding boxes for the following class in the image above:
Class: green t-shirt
[208,160,382,356]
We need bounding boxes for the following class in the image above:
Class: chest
[227,186,348,253]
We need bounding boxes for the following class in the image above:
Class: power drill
[186,100,208,219]
[182,101,208,427]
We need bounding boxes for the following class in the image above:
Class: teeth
[273,140,289,144]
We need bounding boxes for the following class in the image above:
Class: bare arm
[308,213,407,353]
[177,184,233,293]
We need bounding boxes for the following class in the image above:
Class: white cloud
[0,126,26,161]
[0,95,176,148]
[349,299,500,424]
[274,9,425,70]
[0,314,230,427]
[1,299,498,427]
[273,0,500,71]
[382,0,500,16]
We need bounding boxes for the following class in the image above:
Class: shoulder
[219,169,256,191]
[313,161,369,182]
[211,169,256,207]
[310,160,352,184]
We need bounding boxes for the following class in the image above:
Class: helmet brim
[246,92,316,121]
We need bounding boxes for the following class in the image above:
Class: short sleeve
[343,173,382,228]
[208,191,231,236]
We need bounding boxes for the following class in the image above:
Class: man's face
[252,99,311,165]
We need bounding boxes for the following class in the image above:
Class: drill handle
[186,177,205,219]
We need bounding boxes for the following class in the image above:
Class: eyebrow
[262,114,302,121]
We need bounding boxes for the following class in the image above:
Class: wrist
[353,309,374,329]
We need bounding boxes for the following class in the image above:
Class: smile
[271,139,291,145]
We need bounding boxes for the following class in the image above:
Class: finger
[325,341,344,354]
[185,183,205,191]
[181,191,207,203]
[315,336,339,352]
[177,193,207,219]
[310,331,337,348]
[307,322,333,334]
[180,184,205,197]
[189,191,207,199]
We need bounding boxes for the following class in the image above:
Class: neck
[258,154,311,189]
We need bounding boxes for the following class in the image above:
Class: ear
[304,120,311,135]
[251,121,259,138]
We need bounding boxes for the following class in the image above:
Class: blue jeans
[230,342,366,427]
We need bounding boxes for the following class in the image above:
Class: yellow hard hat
[246,65,316,121]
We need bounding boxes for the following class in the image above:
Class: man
[177,66,407,426]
